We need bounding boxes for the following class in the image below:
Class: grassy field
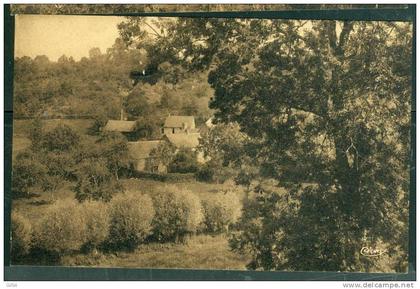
[122,178,244,198]
[12,177,249,269]
[61,234,251,270]
[12,181,76,220]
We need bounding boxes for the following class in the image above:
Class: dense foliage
[74,159,124,202]
[168,148,200,173]
[95,132,131,178]
[13,120,129,201]
[42,124,80,151]
[14,48,128,119]
[198,123,249,183]
[148,141,176,169]
[14,40,213,132]
[12,153,48,196]
[119,18,412,272]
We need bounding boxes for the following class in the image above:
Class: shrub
[212,166,238,184]
[42,124,80,151]
[11,212,32,260]
[195,163,237,184]
[96,132,130,178]
[202,191,242,233]
[41,151,76,180]
[88,113,108,135]
[28,118,44,151]
[164,173,196,182]
[195,164,215,182]
[149,141,176,169]
[151,186,204,242]
[74,159,124,202]
[12,155,48,196]
[40,175,61,195]
[168,148,199,173]
[134,115,165,140]
[79,201,110,250]
[108,193,155,250]
[33,201,86,253]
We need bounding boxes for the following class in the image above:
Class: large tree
[120,18,412,272]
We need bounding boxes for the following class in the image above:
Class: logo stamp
[360,246,387,257]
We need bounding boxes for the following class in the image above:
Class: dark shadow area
[11,191,41,200]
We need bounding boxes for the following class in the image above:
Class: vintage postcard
[7,4,413,275]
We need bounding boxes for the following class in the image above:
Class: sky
[15,15,125,61]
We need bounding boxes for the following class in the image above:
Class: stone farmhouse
[103,120,138,141]
[162,115,197,135]
[104,115,205,173]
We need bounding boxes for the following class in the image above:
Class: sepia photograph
[8,4,413,275]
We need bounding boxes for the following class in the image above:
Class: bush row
[11,188,242,259]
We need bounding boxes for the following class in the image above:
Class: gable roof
[103,120,137,133]
[164,116,195,129]
[127,140,164,159]
[164,133,201,149]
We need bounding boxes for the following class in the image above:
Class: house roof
[164,116,195,129]
[103,120,137,133]
[127,140,164,159]
[164,133,201,149]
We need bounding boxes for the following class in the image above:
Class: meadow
[61,234,250,269]
[12,178,250,269]
[11,119,250,269]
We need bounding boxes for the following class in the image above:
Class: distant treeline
[13,37,214,124]
[12,115,95,120]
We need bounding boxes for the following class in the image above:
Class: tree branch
[337,21,353,55]
[143,21,163,38]
[326,21,337,52]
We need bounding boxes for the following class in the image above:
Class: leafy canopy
[119,18,412,272]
